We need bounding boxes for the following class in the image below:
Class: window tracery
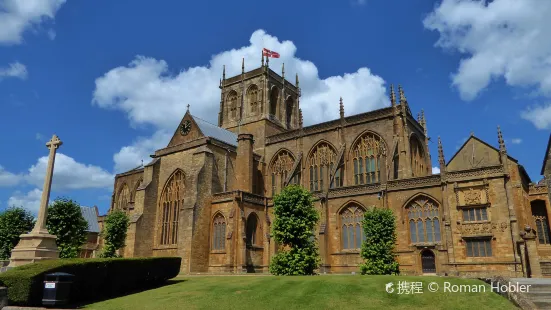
[270,150,296,196]
[159,170,184,245]
[352,133,385,185]
[227,91,238,120]
[410,136,426,177]
[340,205,365,250]
[532,200,551,245]
[407,197,441,244]
[117,184,130,211]
[212,213,226,250]
[308,143,341,191]
[247,85,260,115]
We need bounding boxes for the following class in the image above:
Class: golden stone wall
[101,65,551,278]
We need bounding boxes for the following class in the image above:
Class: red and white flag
[263,48,280,58]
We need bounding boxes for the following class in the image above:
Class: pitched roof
[446,134,531,183]
[192,115,237,146]
[447,135,518,165]
[541,133,551,175]
[80,206,100,233]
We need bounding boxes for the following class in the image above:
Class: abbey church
[105,58,551,278]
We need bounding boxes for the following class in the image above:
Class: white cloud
[511,138,522,144]
[432,166,441,174]
[0,62,27,80]
[0,0,66,44]
[423,0,551,101]
[0,153,113,190]
[25,153,114,190]
[0,165,22,186]
[521,103,551,129]
[93,30,390,172]
[113,130,171,173]
[7,188,42,214]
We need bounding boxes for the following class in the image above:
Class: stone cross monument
[8,135,62,267]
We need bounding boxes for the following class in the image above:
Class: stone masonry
[101,59,551,277]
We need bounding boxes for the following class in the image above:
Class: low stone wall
[480,276,537,310]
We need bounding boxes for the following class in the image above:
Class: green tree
[0,207,35,260]
[269,185,320,275]
[100,210,130,258]
[359,207,400,275]
[46,197,88,258]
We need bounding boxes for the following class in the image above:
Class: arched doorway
[421,250,436,274]
[245,213,262,273]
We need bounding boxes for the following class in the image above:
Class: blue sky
[0,0,550,215]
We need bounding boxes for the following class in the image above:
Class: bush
[0,257,181,306]
[269,185,320,275]
[100,210,130,258]
[0,207,35,260]
[46,198,88,258]
[359,207,400,275]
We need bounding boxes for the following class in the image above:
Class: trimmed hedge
[0,257,181,306]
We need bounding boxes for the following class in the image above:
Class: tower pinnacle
[339,97,344,119]
[498,125,507,153]
[438,136,445,167]
[390,84,396,107]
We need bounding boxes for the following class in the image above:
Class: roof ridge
[192,115,223,128]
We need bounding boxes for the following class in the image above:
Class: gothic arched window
[269,87,279,117]
[131,179,143,202]
[285,97,294,128]
[407,197,441,244]
[308,142,341,191]
[246,213,262,247]
[270,150,295,196]
[340,204,366,250]
[117,184,130,211]
[159,170,184,245]
[393,149,399,180]
[410,136,426,177]
[247,85,260,115]
[352,132,386,185]
[212,213,226,250]
[227,91,238,120]
[532,200,551,245]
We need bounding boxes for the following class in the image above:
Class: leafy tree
[0,207,35,260]
[359,207,400,275]
[46,197,88,258]
[100,210,130,258]
[269,185,320,275]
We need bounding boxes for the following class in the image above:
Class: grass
[83,275,518,310]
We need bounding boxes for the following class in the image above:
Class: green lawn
[83,275,518,310]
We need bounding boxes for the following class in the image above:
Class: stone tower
[217,57,300,151]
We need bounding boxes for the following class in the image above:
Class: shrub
[46,198,88,258]
[100,210,130,258]
[0,257,181,306]
[359,207,400,275]
[269,185,320,275]
[0,207,35,260]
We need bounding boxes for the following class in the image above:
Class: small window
[465,239,492,257]
[462,207,488,222]
[212,214,226,251]
[532,200,551,245]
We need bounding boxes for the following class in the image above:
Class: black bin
[42,272,74,307]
